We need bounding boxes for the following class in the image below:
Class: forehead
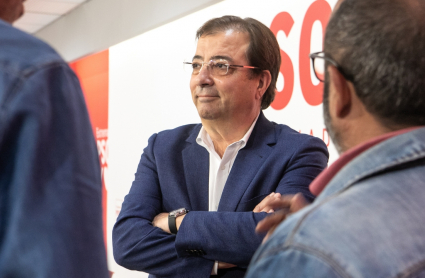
[194,30,250,62]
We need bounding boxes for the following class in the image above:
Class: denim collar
[315,126,425,202]
[310,126,421,196]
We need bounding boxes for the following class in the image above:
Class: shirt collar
[196,113,260,150]
[309,126,422,196]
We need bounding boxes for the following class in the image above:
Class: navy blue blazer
[113,112,328,277]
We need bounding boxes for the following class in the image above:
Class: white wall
[107,0,337,276]
[35,0,223,62]
[34,1,338,276]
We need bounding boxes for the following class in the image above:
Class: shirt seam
[0,61,70,150]
[259,242,352,278]
[398,259,425,278]
[1,61,68,110]
[325,147,425,199]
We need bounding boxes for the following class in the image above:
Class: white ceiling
[13,0,88,34]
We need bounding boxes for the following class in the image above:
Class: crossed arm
[113,134,265,276]
[112,133,327,276]
[151,193,285,270]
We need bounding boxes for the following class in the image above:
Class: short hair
[196,16,281,110]
[325,0,425,128]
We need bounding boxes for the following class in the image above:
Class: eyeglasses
[309,52,354,83]
[183,60,261,76]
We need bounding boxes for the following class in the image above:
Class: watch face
[170,208,187,217]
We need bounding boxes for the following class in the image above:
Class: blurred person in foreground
[246,0,425,277]
[0,0,109,277]
[112,15,328,278]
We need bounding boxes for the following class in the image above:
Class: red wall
[70,50,109,250]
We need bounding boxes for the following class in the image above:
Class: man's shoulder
[268,161,425,278]
[0,21,65,76]
[274,123,313,139]
[154,123,202,143]
[272,122,327,149]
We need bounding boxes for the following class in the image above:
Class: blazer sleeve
[174,136,328,268]
[273,136,329,202]
[112,133,214,277]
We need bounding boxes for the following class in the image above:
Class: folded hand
[255,193,310,242]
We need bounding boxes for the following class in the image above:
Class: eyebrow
[210,55,234,63]
[192,55,203,61]
[192,55,234,63]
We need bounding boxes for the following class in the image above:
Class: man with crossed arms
[113,15,328,278]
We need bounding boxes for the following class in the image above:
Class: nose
[195,63,214,88]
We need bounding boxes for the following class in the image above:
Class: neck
[339,114,409,153]
[202,110,259,157]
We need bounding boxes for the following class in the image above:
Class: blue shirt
[246,127,425,278]
[0,20,109,277]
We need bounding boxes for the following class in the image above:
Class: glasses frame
[183,60,261,76]
[309,51,354,83]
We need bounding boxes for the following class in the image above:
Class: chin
[197,109,220,121]
[199,112,218,120]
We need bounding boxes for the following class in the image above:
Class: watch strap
[169,214,178,234]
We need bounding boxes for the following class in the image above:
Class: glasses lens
[183,61,230,76]
[183,62,201,75]
[313,55,325,81]
[211,62,229,76]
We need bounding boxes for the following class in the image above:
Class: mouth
[197,94,219,98]
[194,86,219,102]
[196,88,219,100]
[197,95,219,102]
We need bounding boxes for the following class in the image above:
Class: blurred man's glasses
[309,52,353,83]
[183,60,261,76]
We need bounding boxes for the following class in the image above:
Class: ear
[255,70,272,100]
[328,66,351,119]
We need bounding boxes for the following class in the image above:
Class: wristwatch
[168,208,189,234]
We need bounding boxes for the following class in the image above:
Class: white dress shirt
[195,113,259,274]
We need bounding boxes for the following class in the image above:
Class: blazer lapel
[218,112,276,211]
[182,125,209,211]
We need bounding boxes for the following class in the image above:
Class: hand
[152,212,169,233]
[253,192,282,213]
[152,212,186,234]
[255,193,310,242]
[217,262,237,269]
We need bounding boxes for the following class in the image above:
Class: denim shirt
[0,20,108,277]
[246,127,425,278]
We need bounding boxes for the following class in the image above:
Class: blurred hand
[253,192,282,213]
[217,262,237,269]
[256,193,311,242]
